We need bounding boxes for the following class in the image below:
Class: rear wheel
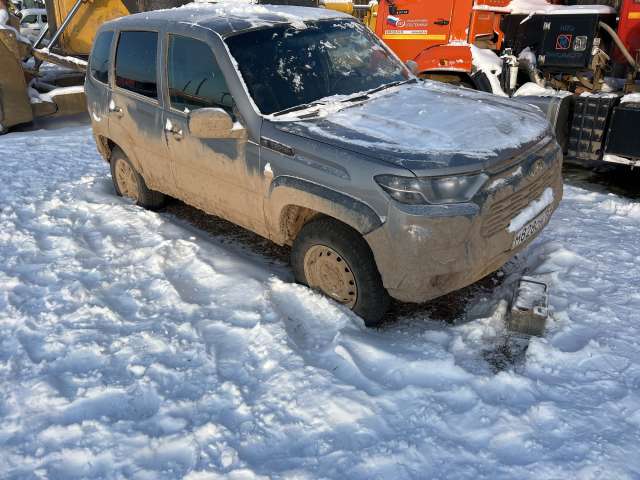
[291,217,390,326]
[110,148,165,209]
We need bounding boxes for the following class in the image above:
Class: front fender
[266,176,383,244]
[413,44,473,74]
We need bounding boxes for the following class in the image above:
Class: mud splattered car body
[86,3,562,323]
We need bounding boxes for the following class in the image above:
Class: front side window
[115,31,158,99]
[90,30,114,85]
[225,20,409,115]
[167,35,233,113]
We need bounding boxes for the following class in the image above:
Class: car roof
[108,2,350,37]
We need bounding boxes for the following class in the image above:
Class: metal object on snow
[507,278,549,337]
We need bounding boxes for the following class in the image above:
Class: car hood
[271,80,551,174]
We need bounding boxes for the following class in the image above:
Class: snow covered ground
[1,121,640,479]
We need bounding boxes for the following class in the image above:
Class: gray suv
[85,4,563,325]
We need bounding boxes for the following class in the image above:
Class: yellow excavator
[0,0,198,132]
[0,0,366,133]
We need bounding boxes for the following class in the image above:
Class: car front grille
[481,157,558,238]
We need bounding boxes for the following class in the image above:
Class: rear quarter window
[90,31,114,85]
[115,31,158,100]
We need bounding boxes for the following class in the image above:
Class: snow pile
[488,166,523,191]
[1,124,640,478]
[508,0,616,16]
[580,91,618,98]
[154,0,346,30]
[514,83,561,98]
[603,153,638,166]
[621,93,640,104]
[517,47,537,66]
[28,84,85,105]
[0,19,33,44]
[470,45,506,97]
[508,187,554,232]
[286,81,548,162]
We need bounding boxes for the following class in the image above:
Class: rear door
[109,30,175,195]
[85,29,114,136]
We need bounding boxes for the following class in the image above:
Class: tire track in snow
[1,123,640,479]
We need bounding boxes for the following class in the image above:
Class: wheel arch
[94,135,121,163]
[267,176,383,246]
[421,71,475,88]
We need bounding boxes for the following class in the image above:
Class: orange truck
[321,0,640,166]
[369,0,510,85]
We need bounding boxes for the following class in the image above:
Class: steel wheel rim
[115,159,139,202]
[303,244,358,308]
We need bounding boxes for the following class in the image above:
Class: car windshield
[225,20,410,115]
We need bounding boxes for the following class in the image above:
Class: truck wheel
[110,148,165,209]
[291,217,390,326]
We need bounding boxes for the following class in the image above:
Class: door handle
[434,19,450,26]
[108,101,123,117]
[164,125,183,140]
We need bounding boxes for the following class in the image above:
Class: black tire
[291,217,390,326]
[110,147,165,210]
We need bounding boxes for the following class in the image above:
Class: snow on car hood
[273,81,550,172]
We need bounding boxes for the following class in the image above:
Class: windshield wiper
[341,78,418,103]
[273,101,326,117]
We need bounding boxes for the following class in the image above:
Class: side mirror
[189,107,239,139]
[406,60,419,75]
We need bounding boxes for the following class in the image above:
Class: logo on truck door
[387,15,402,26]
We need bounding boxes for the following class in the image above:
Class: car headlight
[375,173,488,205]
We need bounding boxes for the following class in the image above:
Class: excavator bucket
[1,0,192,133]
[0,27,33,131]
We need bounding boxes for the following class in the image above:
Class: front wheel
[291,217,390,326]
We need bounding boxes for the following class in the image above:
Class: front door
[377,0,454,61]
[162,33,264,234]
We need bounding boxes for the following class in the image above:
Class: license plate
[512,206,553,249]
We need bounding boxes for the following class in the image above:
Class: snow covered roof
[112,1,350,37]
[474,0,616,16]
[507,0,616,15]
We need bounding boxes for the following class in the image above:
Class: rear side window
[167,35,233,112]
[90,31,114,85]
[42,15,47,23]
[115,31,158,99]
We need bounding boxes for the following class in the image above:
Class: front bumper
[365,140,563,304]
